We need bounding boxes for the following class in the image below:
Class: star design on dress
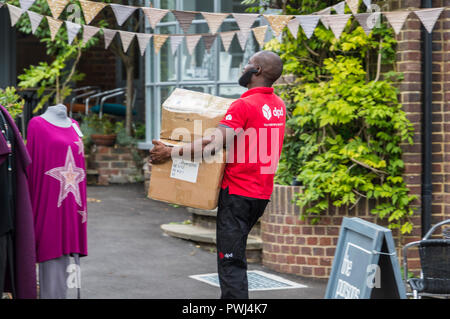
[45,146,86,208]
[75,139,84,156]
[78,209,87,223]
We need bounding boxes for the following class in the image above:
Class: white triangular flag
[355,12,380,36]
[236,31,248,51]
[20,0,35,11]
[363,0,372,8]
[65,21,81,45]
[202,12,229,34]
[333,1,346,14]
[109,4,137,26]
[141,7,169,30]
[27,10,43,34]
[119,31,135,53]
[82,25,100,45]
[186,34,202,56]
[287,16,301,38]
[102,28,117,49]
[414,8,444,34]
[6,4,24,27]
[322,14,351,39]
[136,33,153,56]
[383,11,410,35]
[220,31,236,52]
[170,35,184,55]
[317,8,331,29]
[298,15,320,39]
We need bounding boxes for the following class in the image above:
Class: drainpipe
[421,0,432,237]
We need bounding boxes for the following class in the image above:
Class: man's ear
[255,66,262,76]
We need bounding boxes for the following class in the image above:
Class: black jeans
[216,187,269,299]
[0,232,15,297]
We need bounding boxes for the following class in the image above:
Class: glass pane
[160,0,176,22]
[221,0,251,13]
[183,0,214,12]
[181,23,216,81]
[159,25,177,82]
[219,85,246,99]
[180,86,215,95]
[160,85,176,105]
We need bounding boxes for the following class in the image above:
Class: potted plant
[83,114,118,147]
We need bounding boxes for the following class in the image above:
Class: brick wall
[89,145,145,185]
[77,43,117,91]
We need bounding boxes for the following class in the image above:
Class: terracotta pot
[91,134,117,146]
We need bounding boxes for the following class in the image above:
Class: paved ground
[71,184,327,299]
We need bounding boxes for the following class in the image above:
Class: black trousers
[0,232,15,298]
[216,188,269,299]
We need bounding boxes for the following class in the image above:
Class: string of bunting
[0,0,448,57]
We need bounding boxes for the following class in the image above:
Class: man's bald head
[252,51,284,86]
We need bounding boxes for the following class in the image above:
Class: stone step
[161,223,262,263]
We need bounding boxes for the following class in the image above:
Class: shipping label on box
[170,159,200,183]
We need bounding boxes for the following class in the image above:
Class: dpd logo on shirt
[262,104,272,120]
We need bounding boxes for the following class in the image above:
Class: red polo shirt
[219,87,286,200]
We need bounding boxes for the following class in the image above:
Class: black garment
[216,187,269,299]
[0,233,15,297]
[0,110,16,236]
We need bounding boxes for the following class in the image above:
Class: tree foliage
[258,1,417,234]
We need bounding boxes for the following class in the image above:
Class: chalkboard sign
[325,217,406,299]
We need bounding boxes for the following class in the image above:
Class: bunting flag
[264,14,294,37]
[47,0,69,19]
[201,12,229,34]
[317,8,331,29]
[345,0,360,15]
[185,34,202,55]
[236,31,249,51]
[7,4,24,27]
[82,25,100,45]
[153,34,169,55]
[119,30,135,53]
[355,12,380,35]
[20,0,36,11]
[102,28,117,49]
[232,13,259,41]
[322,14,351,39]
[333,2,346,14]
[252,25,268,48]
[27,10,43,34]
[142,7,169,30]
[136,33,152,56]
[46,16,63,41]
[414,7,444,33]
[169,35,184,55]
[202,34,217,52]
[298,15,321,39]
[79,0,107,25]
[220,31,236,52]
[172,10,197,34]
[110,4,137,26]
[287,16,301,38]
[65,21,81,45]
[383,11,410,35]
[363,0,372,8]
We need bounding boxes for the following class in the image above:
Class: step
[161,223,262,251]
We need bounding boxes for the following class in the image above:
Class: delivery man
[149,50,286,299]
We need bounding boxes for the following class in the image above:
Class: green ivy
[0,87,25,119]
[266,8,417,234]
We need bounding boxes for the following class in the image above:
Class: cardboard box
[160,88,235,142]
[148,139,226,210]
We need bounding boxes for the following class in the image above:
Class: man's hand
[149,140,172,164]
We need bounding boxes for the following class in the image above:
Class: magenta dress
[26,116,87,263]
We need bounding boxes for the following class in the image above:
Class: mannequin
[27,104,87,299]
[0,105,36,299]
[40,104,73,128]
